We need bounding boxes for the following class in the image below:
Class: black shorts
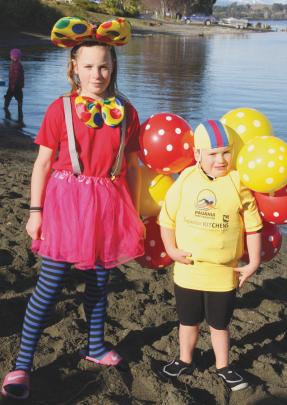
[174,284,236,330]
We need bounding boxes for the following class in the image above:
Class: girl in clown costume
[158,120,262,391]
[1,17,144,400]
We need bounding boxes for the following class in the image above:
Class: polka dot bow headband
[51,16,131,48]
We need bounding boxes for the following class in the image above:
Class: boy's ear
[194,148,200,162]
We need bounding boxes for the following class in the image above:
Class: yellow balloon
[221,107,273,144]
[225,125,244,169]
[237,136,287,193]
[140,166,174,217]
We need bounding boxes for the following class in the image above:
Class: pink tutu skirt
[32,170,145,270]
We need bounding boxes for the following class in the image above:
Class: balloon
[221,107,273,144]
[139,166,174,217]
[241,222,282,263]
[139,113,195,174]
[136,216,173,269]
[254,184,287,225]
[237,136,287,193]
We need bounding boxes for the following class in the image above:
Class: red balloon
[241,222,282,263]
[136,216,173,269]
[139,113,195,174]
[254,185,287,225]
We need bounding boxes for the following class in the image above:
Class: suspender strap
[110,104,126,180]
[63,96,82,175]
[63,96,127,179]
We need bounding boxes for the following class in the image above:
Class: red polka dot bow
[51,16,131,48]
[75,95,124,128]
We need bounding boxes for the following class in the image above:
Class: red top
[35,95,140,177]
[9,61,24,90]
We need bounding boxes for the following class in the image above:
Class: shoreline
[0,20,270,49]
[0,122,287,404]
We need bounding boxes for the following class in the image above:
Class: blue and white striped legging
[15,257,110,371]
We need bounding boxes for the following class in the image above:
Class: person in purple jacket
[4,48,24,122]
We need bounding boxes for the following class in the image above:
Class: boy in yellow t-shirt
[158,119,262,391]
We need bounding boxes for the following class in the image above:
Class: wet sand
[0,122,286,404]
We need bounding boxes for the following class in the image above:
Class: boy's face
[194,145,233,178]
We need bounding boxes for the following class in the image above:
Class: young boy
[158,119,262,391]
[4,48,24,122]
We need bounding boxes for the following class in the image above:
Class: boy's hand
[167,248,193,264]
[234,263,259,288]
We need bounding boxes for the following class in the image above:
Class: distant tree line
[0,0,220,33]
[214,2,287,19]
[83,0,217,18]
[0,0,62,32]
[142,0,217,18]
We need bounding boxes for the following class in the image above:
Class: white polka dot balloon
[221,107,273,144]
[254,184,287,225]
[139,166,174,217]
[136,216,173,269]
[241,222,282,263]
[237,136,287,193]
[139,113,195,174]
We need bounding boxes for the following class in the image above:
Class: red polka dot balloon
[136,216,173,269]
[254,185,287,225]
[139,113,195,174]
[241,222,282,263]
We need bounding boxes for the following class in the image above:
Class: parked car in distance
[182,14,218,25]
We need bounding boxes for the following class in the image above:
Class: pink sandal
[80,350,123,366]
[1,370,30,400]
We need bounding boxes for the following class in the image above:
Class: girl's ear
[72,59,78,74]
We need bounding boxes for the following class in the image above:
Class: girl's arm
[26,145,55,240]
[126,151,141,213]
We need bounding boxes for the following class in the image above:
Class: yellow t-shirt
[158,166,262,292]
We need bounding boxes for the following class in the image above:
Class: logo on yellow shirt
[195,189,217,211]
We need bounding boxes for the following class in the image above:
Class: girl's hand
[234,263,259,288]
[167,247,193,264]
[26,213,43,240]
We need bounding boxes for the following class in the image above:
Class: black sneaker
[159,359,194,378]
[216,366,248,391]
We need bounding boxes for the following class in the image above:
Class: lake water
[249,19,287,30]
[0,28,286,143]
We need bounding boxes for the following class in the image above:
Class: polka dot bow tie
[75,95,125,128]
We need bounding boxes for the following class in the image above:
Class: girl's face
[195,146,233,178]
[73,45,113,99]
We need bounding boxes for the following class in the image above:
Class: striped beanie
[194,119,234,149]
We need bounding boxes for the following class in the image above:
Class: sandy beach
[0,117,287,405]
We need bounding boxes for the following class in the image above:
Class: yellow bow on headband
[51,16,131,48]
[75,95,125,128]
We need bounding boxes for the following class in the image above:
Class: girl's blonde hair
[67,41,118,96]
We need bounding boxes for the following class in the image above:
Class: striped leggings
[15,257,110,372]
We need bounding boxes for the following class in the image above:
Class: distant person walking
[4,48,24,122]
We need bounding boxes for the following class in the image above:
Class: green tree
[0,0,62,32]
